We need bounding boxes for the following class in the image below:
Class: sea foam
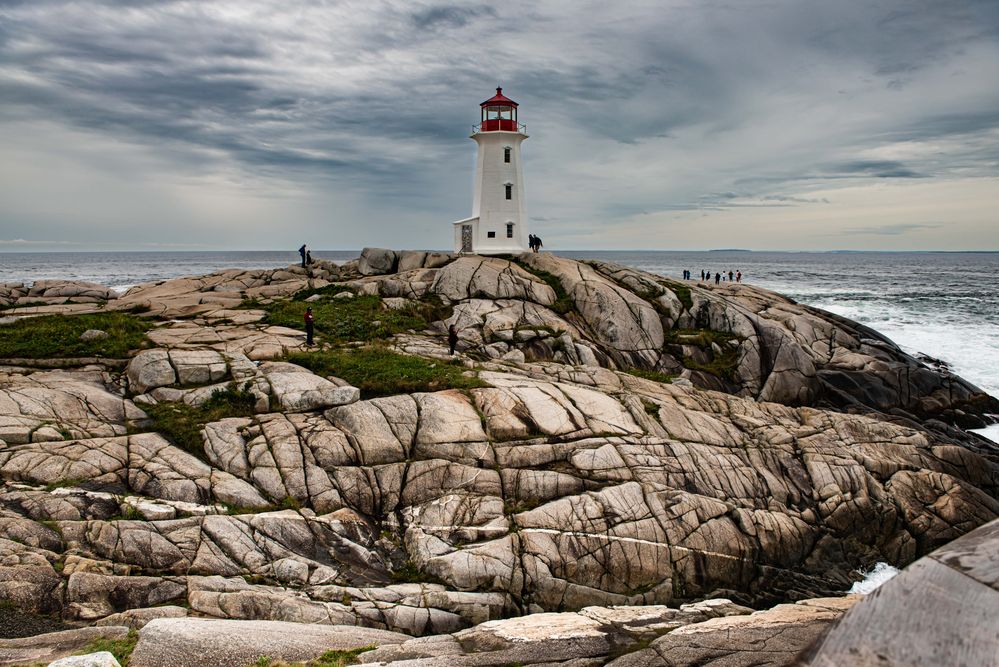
[849,562,900,594]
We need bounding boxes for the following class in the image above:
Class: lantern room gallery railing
[472,121,528,134]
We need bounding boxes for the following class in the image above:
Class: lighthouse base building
[453,88,530,255]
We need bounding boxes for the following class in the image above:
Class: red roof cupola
[478,87,520,132]
[481,87,518,108]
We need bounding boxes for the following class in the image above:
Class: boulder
[95,605,189,630]
[396,250,428,272]
[28,280,116,302]
[0,626,129,666]
[0,564,64,614]
[48,652,122,667]
[65,572,186,620]
[80,329,109,342]
[358,599,755,665]
[606,597,858,667]
[358,248,398,276]
[431,256,556,305]
[258,361,360,412]
[126,350,177,394]
[127,618,408,667]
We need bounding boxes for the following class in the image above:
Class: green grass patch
[626,368,677,384]
[0,300,49,310]
[78,629,138,665]
[510,261,574,315]
[641,399,661,415]
[661,280,693,311]
[666,328,741,382]
[286,346,488,399]
[665,328,735,347]
[44,478,84,492]
[503,497,541,514]
[290,283,355,300]
[250,647,374,667]
[279,495,302,511]
[0,312,150,358]
[390,560,445,585]
[683,351,740,383]
[108,503,144,522]
[259,294,451,344]
[142,384,257,462]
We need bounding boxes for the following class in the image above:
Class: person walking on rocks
[299,244,308,268]
[534,235,543,253]
[304,307,315,346]
[728,270,734,282]
[448,324,459,356]
[736,270,742,283]
[714,272,721,285]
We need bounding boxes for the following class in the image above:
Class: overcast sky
[1,0,997,252]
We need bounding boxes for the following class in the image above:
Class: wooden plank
[930,517,999,593]
[803,557,999,666]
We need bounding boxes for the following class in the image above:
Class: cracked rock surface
[1,250,997,665]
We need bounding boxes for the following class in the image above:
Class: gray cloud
[0,0,998,251]
[849,223,942,236]
[832,160,925,178]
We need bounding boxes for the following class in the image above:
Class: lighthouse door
[461,225,473,253]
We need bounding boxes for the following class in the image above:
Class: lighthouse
[453,88,530,254]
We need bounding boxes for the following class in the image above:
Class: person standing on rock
[534,235,543,253]
[736,270,742,283]
[299,244,308,268]
[715,272,721,285]
[448,324,460,355]
[304,307,315,346]
[728,270,734,282]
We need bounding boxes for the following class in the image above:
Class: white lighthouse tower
[453,87,529,254]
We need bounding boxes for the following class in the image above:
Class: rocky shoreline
[1,249,996,665]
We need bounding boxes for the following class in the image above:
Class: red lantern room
[479,87,519,132]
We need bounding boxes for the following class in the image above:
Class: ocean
[2,249,998,410]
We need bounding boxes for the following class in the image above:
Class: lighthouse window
[505,184,512,199]
[487,231,496,238]
[504,148,511,163]
[506,223,514,238]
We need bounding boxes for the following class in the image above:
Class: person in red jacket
[304,307,315,346]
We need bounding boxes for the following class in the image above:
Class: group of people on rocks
[682,269,742,284]
[528,234,543,252]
